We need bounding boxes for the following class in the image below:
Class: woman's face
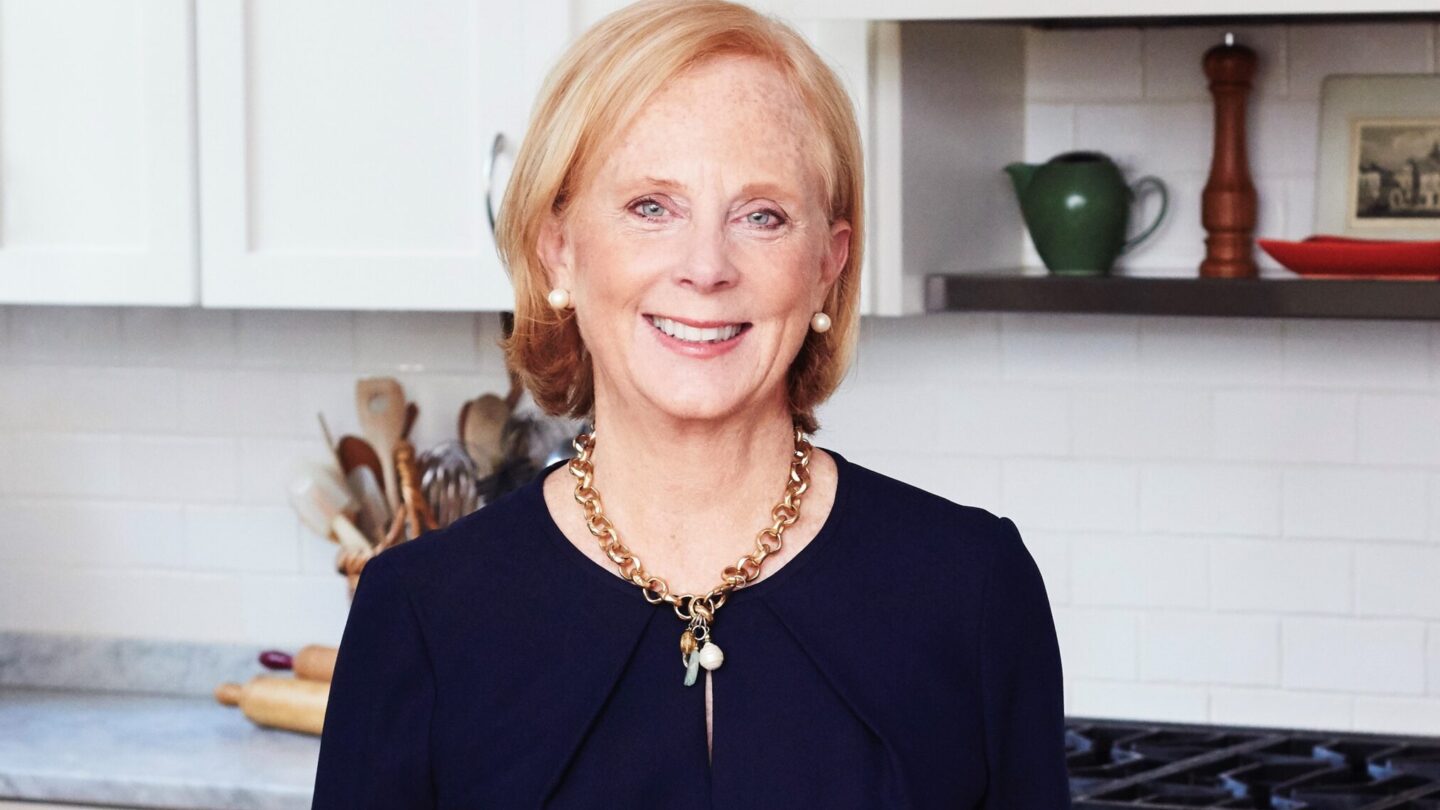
[539,53,851,426]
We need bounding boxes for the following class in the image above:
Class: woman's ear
[536,211,575,292]
[819,217,851,299]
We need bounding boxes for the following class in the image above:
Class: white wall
[1,17,1438,736]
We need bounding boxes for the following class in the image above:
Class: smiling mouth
[644,313,752,344]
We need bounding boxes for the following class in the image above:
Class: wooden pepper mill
[1200,33,1259,278]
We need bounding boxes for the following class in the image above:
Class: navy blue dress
[311,448,1070,808]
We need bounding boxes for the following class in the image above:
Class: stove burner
[1067,717,1440,808]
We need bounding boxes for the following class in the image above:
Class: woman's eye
[633,198,667,218]
[745,209,786,228]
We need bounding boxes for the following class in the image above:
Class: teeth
[649,315,742,343]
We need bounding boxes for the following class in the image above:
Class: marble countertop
[0,685,320,810]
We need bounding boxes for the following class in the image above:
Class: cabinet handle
[485,132,508,236]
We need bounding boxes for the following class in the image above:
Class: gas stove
[1067,717,1440,808]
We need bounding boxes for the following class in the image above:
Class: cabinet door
[0,0,196,305]
[196,0,568,310]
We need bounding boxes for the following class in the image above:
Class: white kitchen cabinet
[0,0,197,306]
[195,0,568,310]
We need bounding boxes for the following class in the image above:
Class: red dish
[1257,235,1440,280]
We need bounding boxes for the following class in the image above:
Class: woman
[311,0,1069,807]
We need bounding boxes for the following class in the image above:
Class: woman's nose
[676,219,739,292]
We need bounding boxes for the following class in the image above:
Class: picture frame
[1315,74,1440,240]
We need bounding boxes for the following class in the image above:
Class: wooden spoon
[460,394,510,477]
[336,435,390,545]
[355,378,407,516]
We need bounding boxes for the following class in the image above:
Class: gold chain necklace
[565,423,812,686]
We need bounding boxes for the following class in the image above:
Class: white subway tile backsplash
[1355,546,1440,619]
[0,564,248,642]
[1018,529,1070,606]
[853,313,1002,385]
[1138,317,1283,386]
[1283,320,1434,390]
[237,310,355,370]
[182,505,302,574]
[8,306,124,365]
[354,311,482,372]
[239,574,351,648]
[1358,394,1440,467]
[1070,384,1212,460]
[1053,607,1139,680]
[0,499,184,568]
[1429,625,1440,695]
[1352,696,1440,736]
[1024,27,1143,102]
[1070,680,1209,723]
[1070,534,1208,609]
[179,370,306,438]
[1250,101,1320,178]
[1432,474,1440,543]
[1209,688,1352,731]
[1000,313,1139,382]
[1211,538,1351,614]
[1023,104,1074,164]
[1283,466,1428,542]
[1283,617,1426,694]
[1213,390,1357,464]
[1073,103,1212,177]
[1282,177,1318,241]
[1139,463,1281,537]
[239,437,325,507]
[1001,459,1137,533]
[3,433,240,503]
[932,385,1070,457]
[1287,22,1435,102]
[1142,26,1288,102]
[0,367,180,433]
[1142,612,1279,686]
[121,308,237,368]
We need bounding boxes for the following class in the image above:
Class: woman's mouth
[643,313,752,356]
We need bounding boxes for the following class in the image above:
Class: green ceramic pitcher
[1004,151,1168,276]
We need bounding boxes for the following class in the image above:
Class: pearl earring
[810,311,831,333]
[547,288,571,310]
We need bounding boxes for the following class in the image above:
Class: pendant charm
[683,649,702,686]
[681,613,721,686]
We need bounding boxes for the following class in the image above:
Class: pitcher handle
[1120,175,1168,255]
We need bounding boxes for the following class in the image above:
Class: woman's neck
[581,394,801,573]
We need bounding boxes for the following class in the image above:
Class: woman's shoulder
[836,451,1021,555]
[364,475,554,602]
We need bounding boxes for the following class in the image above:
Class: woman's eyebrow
[625,176,797,199]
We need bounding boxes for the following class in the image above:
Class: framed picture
[1315,74,1440,240]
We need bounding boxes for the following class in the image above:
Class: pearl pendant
[698,641,724,671]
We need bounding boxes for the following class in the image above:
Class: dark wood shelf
[923,271,1440,321]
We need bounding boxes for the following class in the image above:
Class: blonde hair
[495,0,864,435]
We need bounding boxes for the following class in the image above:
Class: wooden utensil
[395,437,439,540]
[288,461,373,556]
[215,675,329,735]
[336,435,390,545]
[460,394,510,477]
[355,377,407,516]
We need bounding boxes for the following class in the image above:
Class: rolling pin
[215,675,329,736]
[259,644,339,682]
